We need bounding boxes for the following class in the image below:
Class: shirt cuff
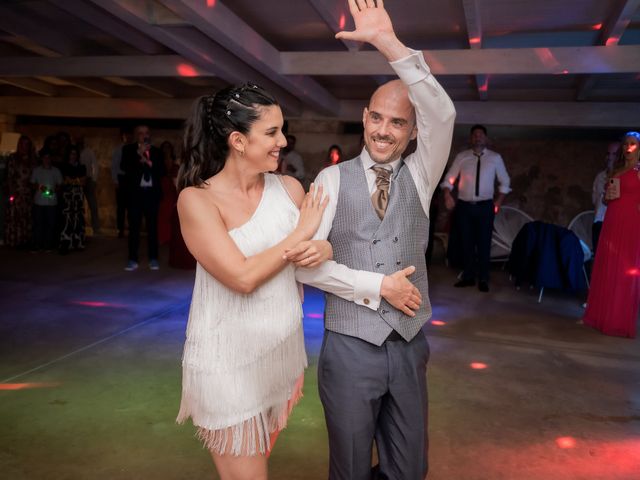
[389,48,431,86]
[354,271,384,311]
[498,186,512,194]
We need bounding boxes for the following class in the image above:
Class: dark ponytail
[178,83,279,191]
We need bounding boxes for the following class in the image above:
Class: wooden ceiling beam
[462,0,488,100]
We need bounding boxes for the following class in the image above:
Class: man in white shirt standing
[441,124,510,292]
[592,141,619,254]
[295,1,455,477]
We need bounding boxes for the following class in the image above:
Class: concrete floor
[1,237,639,480]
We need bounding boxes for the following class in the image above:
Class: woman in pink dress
[584,131,640,338]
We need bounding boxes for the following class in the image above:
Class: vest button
[376,262,384,268]
[372,239,379,244]
[393,236,399,243]
[396,261,401,265]
[381,309,389,314]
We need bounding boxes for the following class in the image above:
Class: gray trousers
[318,329,430,480]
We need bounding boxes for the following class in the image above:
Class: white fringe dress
[177,173,307,456]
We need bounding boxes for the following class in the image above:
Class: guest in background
[111,128,132,238]
[30,150,63,252]
[279,134,306,182]
[59,146,86,253]
[158,140,179,245]
[78,136,100,235]
[325,144,343,167]
[584,131,640,338]
[121,124,165,271]
[43,135,63,170]
[591,141,620,254]
[441,124,511,292]
[5,135,36,248]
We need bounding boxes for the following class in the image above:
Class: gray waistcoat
[325,156,432,346]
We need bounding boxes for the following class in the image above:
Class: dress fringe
[194,373,304,456]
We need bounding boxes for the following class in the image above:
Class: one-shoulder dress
[177,173,307,455]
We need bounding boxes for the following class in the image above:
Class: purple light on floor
[71,301,127,308]
[305,313,324,319]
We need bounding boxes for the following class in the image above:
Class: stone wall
[14,119,621,234]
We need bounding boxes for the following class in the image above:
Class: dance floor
[1,237,639,479]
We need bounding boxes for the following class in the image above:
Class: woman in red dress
[584,131,640,338]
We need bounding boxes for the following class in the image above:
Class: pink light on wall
[534,48,560,70]
[605,36,619,46]
[206,0,216,7]
[469,37,481,45]
[339,13,346,30]
[591,23,602,30]
[431,320,446,326]
[626,268,640,276]
[177,63,198,77]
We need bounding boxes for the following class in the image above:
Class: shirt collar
[360,147,402,174]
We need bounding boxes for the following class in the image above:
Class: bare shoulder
[177,185,221,222]
[279,174,305,207]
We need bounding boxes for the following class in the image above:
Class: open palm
[336,0,394,45]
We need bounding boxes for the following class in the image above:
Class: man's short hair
[470,124,487,135]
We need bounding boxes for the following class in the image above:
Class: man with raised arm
[294,1,456,478]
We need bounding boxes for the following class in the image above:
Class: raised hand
[335,0,394,46]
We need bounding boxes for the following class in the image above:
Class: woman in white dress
[176,83,330,479]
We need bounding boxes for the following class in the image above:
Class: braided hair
[178,83,278,191]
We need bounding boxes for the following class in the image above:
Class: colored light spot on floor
[431,320,446,326]
[305,313,324,319]
[71,301,126,308]
[0,382,60,391]
[556,436,576,449]
[470,362,488,370]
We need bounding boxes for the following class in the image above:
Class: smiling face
[241,105,287,172]
[362,80,417,165]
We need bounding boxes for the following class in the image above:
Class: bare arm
[178,182,327,294]
[338,0,456,217]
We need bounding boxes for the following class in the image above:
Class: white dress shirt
[440,148,510,201]
[295,49,456,310]
[592,169,608,222]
